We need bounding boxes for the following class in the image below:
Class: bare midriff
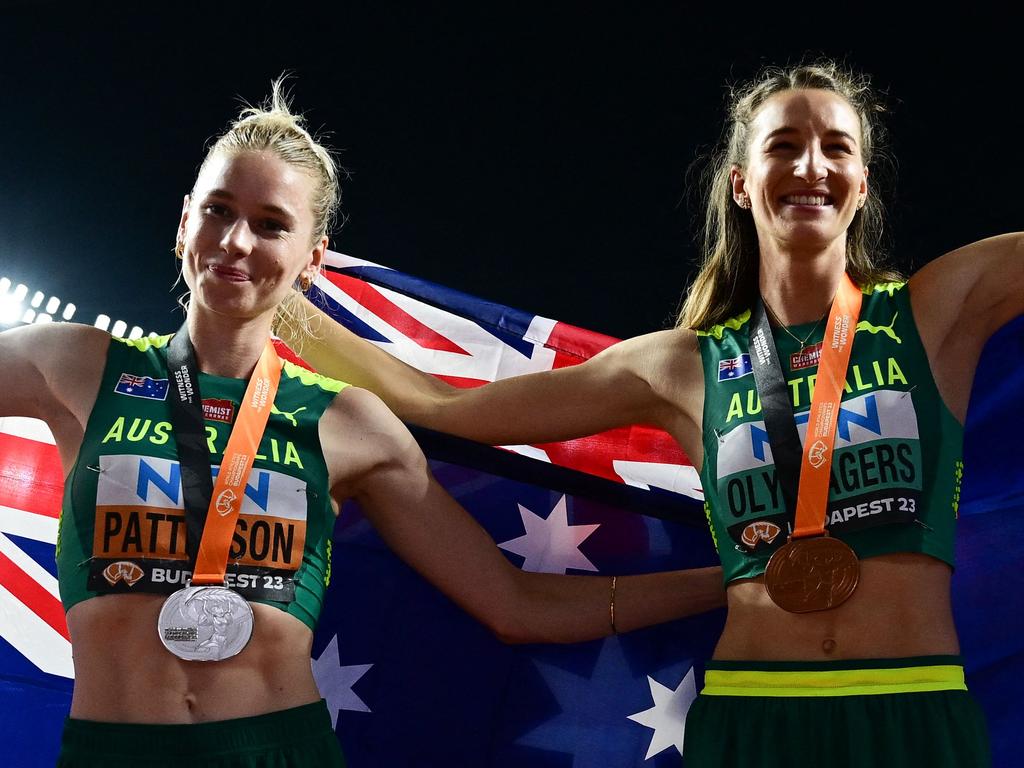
[714,552,957,660]
[66,594,320,723]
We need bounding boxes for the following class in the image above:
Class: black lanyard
[747,300,803,519]
[166,322,215,565]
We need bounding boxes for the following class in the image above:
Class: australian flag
[717,354,752,382]
[2,250,1022,766]
[113,372,169,401]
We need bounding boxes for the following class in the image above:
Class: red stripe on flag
[326,273,471,355]
[434,374,488,389]
[0,548,70,641]
[0,433,64,518]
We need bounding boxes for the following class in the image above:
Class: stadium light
[0,277,144,336]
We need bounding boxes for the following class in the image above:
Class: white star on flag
[498,495,600,573]
[627,666,697,759]
[310,633,373,728]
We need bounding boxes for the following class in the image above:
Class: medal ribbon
[166,324,282,585]
[748,273,862,540]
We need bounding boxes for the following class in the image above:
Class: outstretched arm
[289,298,690,445]
[909,232,1024,421]
[0,322,109,470]
[325,387,724,645]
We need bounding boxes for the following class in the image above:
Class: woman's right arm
[0,324,109,457]
[292,299,697,445]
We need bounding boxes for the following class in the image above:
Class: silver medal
[157,585,253,661]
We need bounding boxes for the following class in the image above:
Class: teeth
[784,195,829,206]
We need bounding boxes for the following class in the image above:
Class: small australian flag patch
[718,354,753,381]
[114,373,169,401]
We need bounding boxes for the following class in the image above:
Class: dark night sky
[1,6,1020,341]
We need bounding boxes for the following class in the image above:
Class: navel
[821,637,838,655]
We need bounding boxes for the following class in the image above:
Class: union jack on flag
[113,372,169,400]
[717,353,752,381]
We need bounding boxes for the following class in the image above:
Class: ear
[860,165,870,200]
[303,234,329,283]
[729,166,747,206]
[176,195,191,252]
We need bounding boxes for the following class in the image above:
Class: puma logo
[271,404,307,427]
[856,312,901,344]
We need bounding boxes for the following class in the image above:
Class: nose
[794,143,827,183]
[220,218,256,257]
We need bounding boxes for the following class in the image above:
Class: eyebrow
[762,127,859,145]
[205,189,297,223]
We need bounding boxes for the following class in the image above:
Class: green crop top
[697,282,964,584]
[55,334,347,630]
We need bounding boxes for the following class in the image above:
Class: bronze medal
[764,536,860,613]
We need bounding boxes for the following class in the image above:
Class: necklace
[760,297,826,348]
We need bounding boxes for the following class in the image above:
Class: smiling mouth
[209,265,250,282]
[781,194,834,207]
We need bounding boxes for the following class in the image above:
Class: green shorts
[56,699,345,768]
[683,656,991,768]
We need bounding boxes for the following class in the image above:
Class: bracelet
[609,575,618,635]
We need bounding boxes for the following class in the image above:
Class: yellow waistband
[701,664,967,697]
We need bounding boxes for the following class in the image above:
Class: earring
[738,196,751,210]
[174,241,184,259]
[857,198,866,210]
[299,275,313,292]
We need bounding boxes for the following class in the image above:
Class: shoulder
[601,326,700,379]
[318,385,423,496]
[11,322,112,389]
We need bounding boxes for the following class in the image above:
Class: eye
[202,203,230,217]
[767,141,796,151]
[826,143,854,154]
[261,219,288,233]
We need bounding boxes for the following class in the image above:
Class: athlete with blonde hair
[291,61,1016,765]
[0,80,725,767]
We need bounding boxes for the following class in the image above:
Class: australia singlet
[697,282,964,583]
[56,334,347,629]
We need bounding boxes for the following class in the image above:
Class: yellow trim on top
[281,360,349,393]
[701,664,966,698]
[861,281,906,297]
[696,310,752,340]
[114,334,171,351]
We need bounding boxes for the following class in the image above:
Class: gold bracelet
[609,575,618,635]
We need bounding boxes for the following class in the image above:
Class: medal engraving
[764,537,860,613]
[158,585,253,661]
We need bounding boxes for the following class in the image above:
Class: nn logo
[102,561,145,587]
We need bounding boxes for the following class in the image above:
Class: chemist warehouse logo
[91,455,307,574]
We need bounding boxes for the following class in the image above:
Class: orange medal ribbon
[762,274,863,612]
[791,273,862,539]
[190,339,282,585]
